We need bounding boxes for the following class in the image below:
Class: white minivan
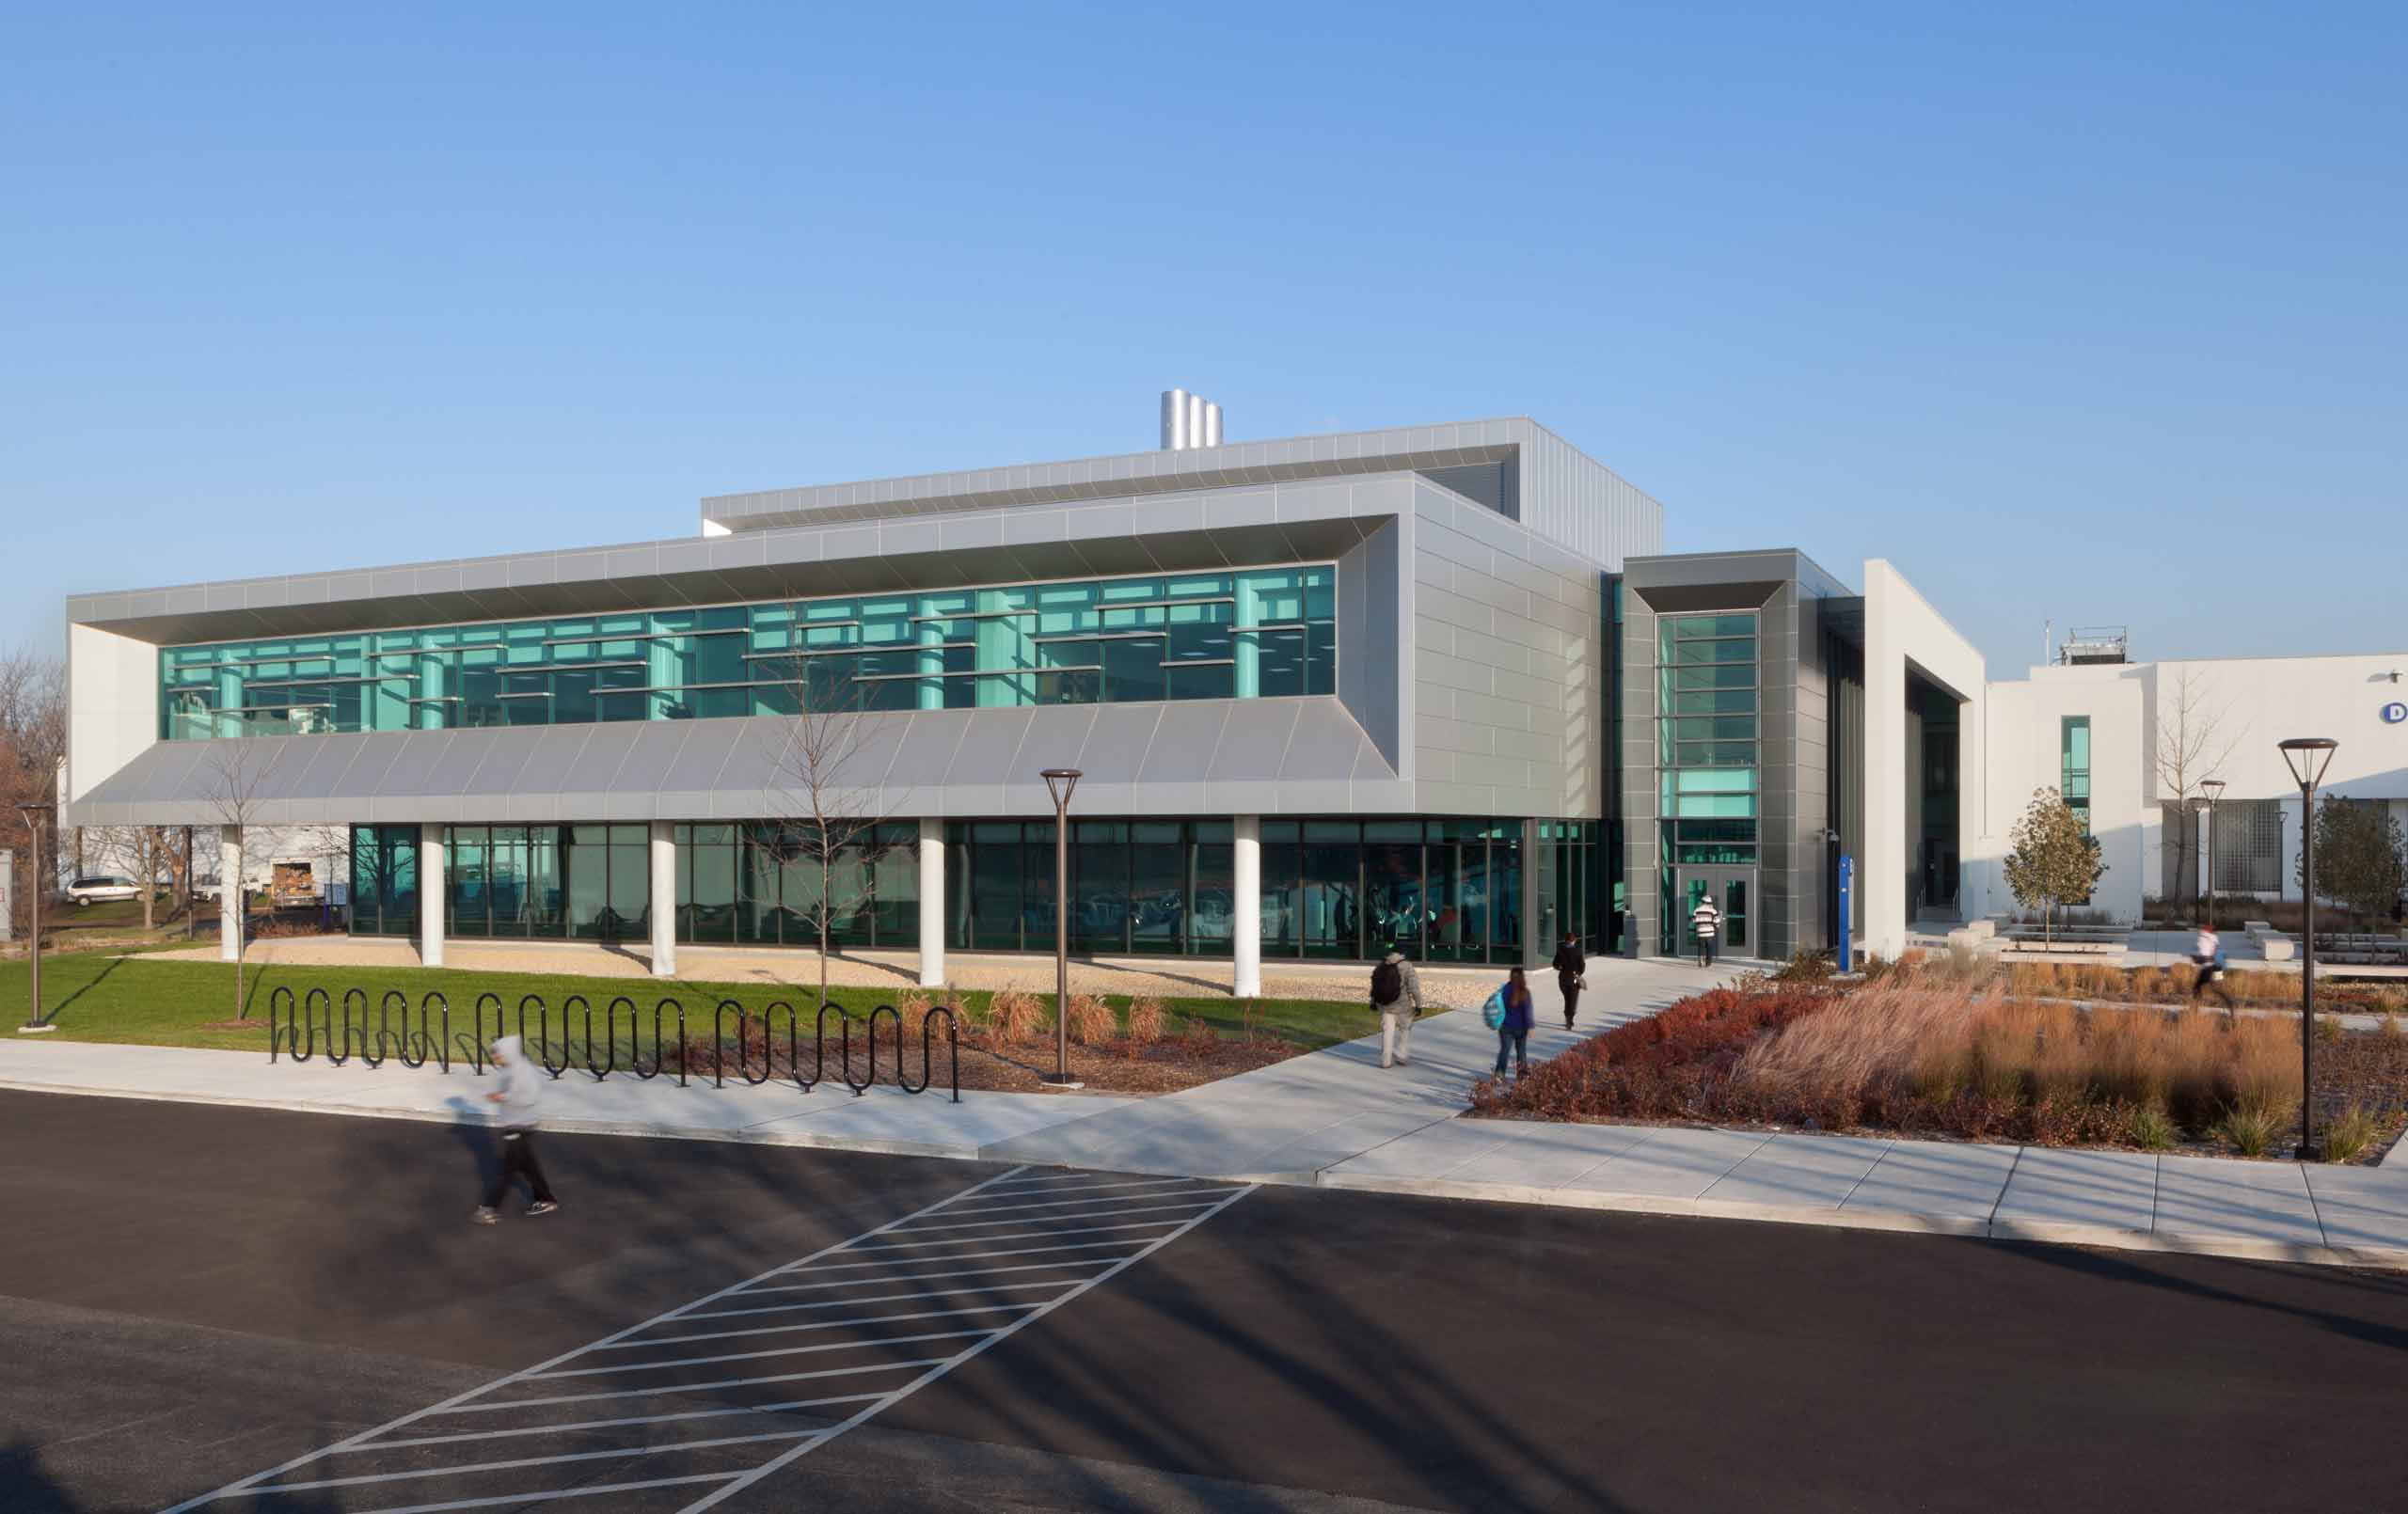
[66,875,143,907]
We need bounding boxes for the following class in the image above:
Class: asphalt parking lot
[7,1091,2408,1513]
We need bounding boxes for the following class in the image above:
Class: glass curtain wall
[950,821,1229,955]
[1655,612,1761,953]
[944,818,1528,963]
[349,825,420,936]
[1265,819,1527,962]
[161,565,1338,739]
[675,822,919,949]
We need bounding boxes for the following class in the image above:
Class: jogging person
[1551,932,1586,1028]
[2191,923,2236,1013]
[1690,895,1723,969]
[474,1034,561,1223]
[1370,941,1425,1069]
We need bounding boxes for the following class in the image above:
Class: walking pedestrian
[2191,923,2236,1013]
[1690,895,1722,969]
[1370,940,1425,1069]
[1551,932,1586,1028]
[1488,967,1535,1078]
[474,1034,561,1224]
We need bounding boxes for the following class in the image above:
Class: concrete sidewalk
[983,955,1724,1178]
[1318,1117,2408,1268]
[0,1039,1135,1159]
[8,950,2402,1270]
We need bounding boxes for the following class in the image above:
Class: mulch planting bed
[680,1029,1307,1096]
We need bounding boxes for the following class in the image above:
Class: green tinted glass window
[162,563,1339,739]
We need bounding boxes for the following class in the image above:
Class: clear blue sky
[6,2,2401,673]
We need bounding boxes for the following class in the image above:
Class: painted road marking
[164,1167,1253,1513]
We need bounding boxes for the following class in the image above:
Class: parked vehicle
[65,875,142,907]
[271,860,323,907]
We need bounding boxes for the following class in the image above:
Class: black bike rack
[268,986,951,1097]
[272,986,458,1076]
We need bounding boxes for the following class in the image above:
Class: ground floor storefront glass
[353,816,1602,962]
[350,824,420,936]
[675,822,920,949]
[945,817,1594,964]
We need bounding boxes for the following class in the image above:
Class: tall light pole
[1039,768,1082,1089]
[17,803,56,1033]
[2197,778,2226,931]
[2277,738,2337,1160]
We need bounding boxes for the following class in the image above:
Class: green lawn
[0,954,1390,1058]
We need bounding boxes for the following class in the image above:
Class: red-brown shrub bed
[1471,976,2408,1161]
[1468,985,1836,1123]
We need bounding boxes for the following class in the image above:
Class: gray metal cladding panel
[1206,702,1301,782]
[370,732,460,797]
[423,727,537,796]
[1003,705,1096,779]
[1073,703,1166,779]
[1134,702,1229,784]
[656,718,750,793]
[609,721,703,794]
[1285,699,1391,781]
[271,733,372,800]
[942,708,1038,788]
[879,715,974,791]
[553,724,646,795]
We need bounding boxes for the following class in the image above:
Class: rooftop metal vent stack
[1160,389,1224,449]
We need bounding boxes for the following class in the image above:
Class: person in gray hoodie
[1370,942,1426,1069]
[474,1034,560,1224]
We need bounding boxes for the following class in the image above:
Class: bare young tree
[198,742,288,1024]
[753,649,894,1009]
[0,648,68,939]
[2154,667,2244,907]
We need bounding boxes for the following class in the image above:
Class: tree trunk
[818,852,832,1011]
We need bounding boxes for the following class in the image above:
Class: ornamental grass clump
[2322,1105,2379,1163]
[987,990,1048,1046]
[1067,994,1117,1047]
[1123,997,1166,1050]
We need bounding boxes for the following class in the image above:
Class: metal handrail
[263,986,955,1099]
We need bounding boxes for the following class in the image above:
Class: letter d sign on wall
[2384,702,2408,725]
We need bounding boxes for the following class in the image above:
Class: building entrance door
[1674,866,1754,959]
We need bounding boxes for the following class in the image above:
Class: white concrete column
[917,818,946,987]
[418,823,445,969]
[1232,814,1261,998]
[218,825,243,963]
[649,820,677,977]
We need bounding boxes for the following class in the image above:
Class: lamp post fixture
[1039,768,1083,1089]
[17,803,57,1033]
[2277,739,2337,1160]
[2196,778,2226,931]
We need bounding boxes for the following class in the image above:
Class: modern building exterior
[66,412,1647,988]
[1984,650,2408,922]
[59,401,2406,983]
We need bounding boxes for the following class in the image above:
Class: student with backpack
[1483,967,1536,1078]
[1370,941,1425,1069]
[1690,896,1723,969]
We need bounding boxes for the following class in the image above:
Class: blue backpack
[1481,986,1509,1031]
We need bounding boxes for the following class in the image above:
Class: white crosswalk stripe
[163,1167,1253,1514]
